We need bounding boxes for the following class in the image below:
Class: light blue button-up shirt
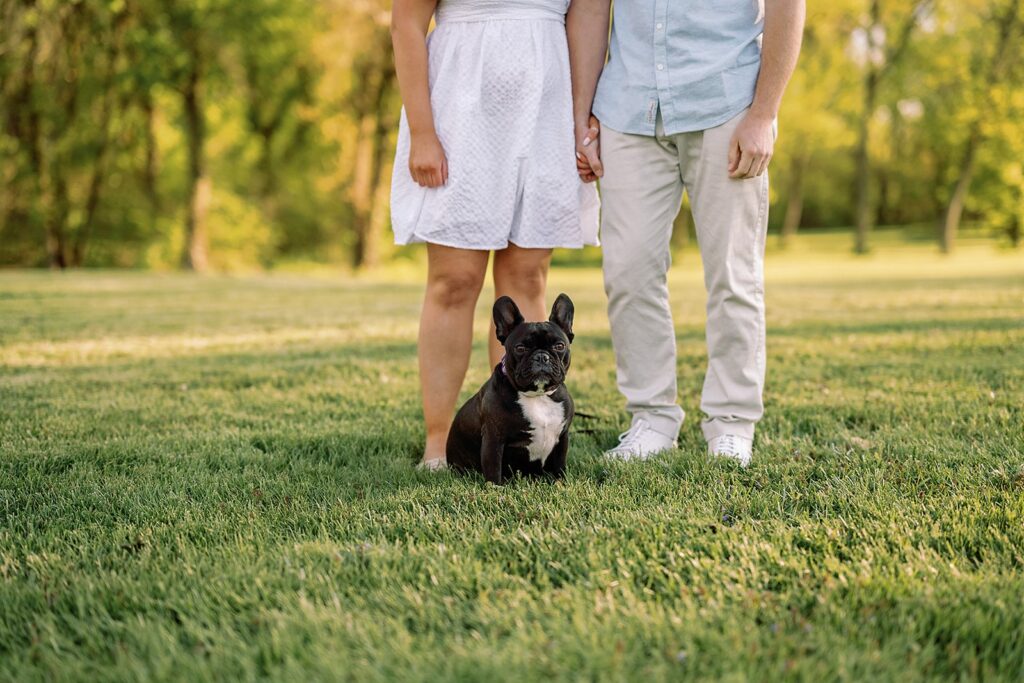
[593,0,764,136]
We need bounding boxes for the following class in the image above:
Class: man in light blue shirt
[568,0,805,464]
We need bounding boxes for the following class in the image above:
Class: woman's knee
[427,268,485,309]
[512,269,548,300]
[495,251,550,299]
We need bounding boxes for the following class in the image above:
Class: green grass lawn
[2,239,1023,681]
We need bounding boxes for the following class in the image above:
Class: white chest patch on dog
[517,393,566,464]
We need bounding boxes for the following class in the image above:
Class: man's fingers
[727,136,741,174]
[730,151,755,179]
[740,153,755,178]
[755,155,770,177]
[583,147,603,178]
[738,154,759,179]
[751,157,764,178]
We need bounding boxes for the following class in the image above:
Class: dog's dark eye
[553,342,566,352]
[514,344,527,355]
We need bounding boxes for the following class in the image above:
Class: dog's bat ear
[549,293,574,342]
[493,296,525,344]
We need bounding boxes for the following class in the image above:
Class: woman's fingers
[410,163,449,188]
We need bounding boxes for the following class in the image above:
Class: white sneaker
[707,434,753,466]
[604,418,677,461]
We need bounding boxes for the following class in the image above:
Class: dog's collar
[500,355,558,397]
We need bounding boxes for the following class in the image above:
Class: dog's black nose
[534,351,553,365]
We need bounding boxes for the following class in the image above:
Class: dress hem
[394,234,599,251]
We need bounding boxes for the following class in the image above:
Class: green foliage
[1,0,1022,268]
[1,243,1023,678]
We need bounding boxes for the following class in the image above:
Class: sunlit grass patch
[1,240,1022,680]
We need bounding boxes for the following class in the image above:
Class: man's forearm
[567,0,611,129]
[749,0,805,121]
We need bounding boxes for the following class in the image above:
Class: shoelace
[615,420,650,450]
[716,434,741,454]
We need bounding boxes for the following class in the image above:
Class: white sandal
[416,457,448,471]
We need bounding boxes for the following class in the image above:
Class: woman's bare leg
[418,244,489,466]
[490,243,553,366]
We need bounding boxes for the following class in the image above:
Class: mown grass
[1,238,1023,681]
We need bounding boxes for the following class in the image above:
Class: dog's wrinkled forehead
[506,321,570,348]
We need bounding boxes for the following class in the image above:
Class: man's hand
[727,112,774,180]
[576,115,603,183]
[409,133,448,188]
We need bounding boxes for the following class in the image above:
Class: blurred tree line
[0,0,1021,270]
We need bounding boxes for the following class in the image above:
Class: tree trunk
[1008,214,1021,248]
[350,56,396,270]
[853,68,877,255]
[780,153,807,248]
[74,95,119,267]
[72,34,123,267]
[938,0,1020,253]
[875,168,889,227]
[350,112,390,269]
[2,2,37,248]
[940,128,979,254]
[43,172,69,269]
[141,93,161,219]
[350,115,376,270]
[72,144,107,267]
[258,130,276,199]
[181,51,210,272]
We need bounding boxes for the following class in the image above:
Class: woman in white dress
[392,0,599,469]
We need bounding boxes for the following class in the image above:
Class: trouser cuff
[701,418,756,441]
[631,408,684,441]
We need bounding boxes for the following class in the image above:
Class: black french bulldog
[446,294,576,484]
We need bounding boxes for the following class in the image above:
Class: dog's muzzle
[519,350,565,387]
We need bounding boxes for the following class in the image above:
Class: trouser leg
[599,124,686,438]
[683,110,770,441]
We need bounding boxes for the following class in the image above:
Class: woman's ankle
[423,434,448,462]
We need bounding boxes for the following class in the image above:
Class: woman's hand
[409,133,448,188]
[393,0,444,187]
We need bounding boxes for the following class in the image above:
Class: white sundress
[390,0,600,250]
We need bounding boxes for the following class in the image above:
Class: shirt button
[657,64,665,70]
[656,22,664,29]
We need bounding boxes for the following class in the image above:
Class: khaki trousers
[600,110,769,441]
